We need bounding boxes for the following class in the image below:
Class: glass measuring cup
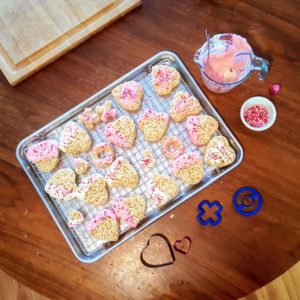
[194,33,269,93]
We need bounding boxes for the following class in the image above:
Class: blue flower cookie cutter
[233,186,262,216]
[197,200,223,226]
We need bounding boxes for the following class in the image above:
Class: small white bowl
[240,96,277,131]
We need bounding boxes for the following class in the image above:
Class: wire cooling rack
[18,51,243,262]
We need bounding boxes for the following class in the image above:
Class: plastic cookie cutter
[233,186,262,216]
[197,200,223,226]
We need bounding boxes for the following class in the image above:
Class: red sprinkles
[244,105,269,128]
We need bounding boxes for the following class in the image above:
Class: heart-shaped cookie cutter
[140,233,175,268]
[197,200,223,226]
[174,236,192,255]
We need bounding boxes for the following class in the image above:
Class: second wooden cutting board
[0,0,141,85]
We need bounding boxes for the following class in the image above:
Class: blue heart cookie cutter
[233,186,262,216]
[197,200,223,226]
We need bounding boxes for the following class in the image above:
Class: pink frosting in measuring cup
[204,35,252,84]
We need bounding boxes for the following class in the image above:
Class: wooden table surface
[1,1,299,299]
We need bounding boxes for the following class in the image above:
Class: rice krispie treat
[45,168,77,201]
[88,209,119,241]
[204,136,236,168]
[112,195,146,228]
[162,136,184,160]
[139,150,155,169]
[79,107,100,129]
[172,152,204,184]
[148,175,179,207]
[104,116,136,149]
[105,157,139,188]
[151,65,181,96]
[67,210,84,228]
[170,91,202,122]
[77,174,108,206]
[91,143,115,169]
[26,139,59,172]
[112,81,143,112]
[138,109,169,142]
[59,121,92,156]
[186,115,218,146]
[73,157,89,175]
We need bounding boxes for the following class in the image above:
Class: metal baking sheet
[16,51,243,263]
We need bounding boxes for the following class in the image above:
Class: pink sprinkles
[244,105,269,128]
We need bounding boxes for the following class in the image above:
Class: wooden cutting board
[0,0,141,85]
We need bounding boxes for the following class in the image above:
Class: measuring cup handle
[252,56,269,80]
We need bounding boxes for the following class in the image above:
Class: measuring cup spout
[251,56,269,80]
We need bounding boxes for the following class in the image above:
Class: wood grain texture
[240,262,300,300]
[0,0,141,85]
[0,268,49,300]
[0,0,299,299]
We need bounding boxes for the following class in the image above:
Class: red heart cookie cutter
[174,236,192,255]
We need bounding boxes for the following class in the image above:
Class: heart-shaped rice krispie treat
[112,195,146,228]
[104,116,136,149]
[172,152,204,185]
[138,109,169,142]
[186,115,218,146]
[77,173,108,206]
[151,65,181,96]
[112,81,144,112]
[148,175,179,206]
[26,139,59,172]
[204,136,236,168]
[105,157,139,188]
[88,209,119,241]
[45,168,77,201]
[170,91,203,123]
[59,121,92,156]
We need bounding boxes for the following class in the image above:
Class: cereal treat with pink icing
[172,152,204,184]
[88,209,119,241]
[162,136,184,160]
[138,109,169,142]
[45,168,77,201]
[95,101,117,123]
[67,210,84,228]
[151,65,181,96]
[112,195,146,228]
[103,116,136,149]
[73,157,89,175]
[79,107,100,129]
[77,173,108,206]
[204,136,236,168]
[91,143,115,169]
[170,91,202,123]
[105,157,139,188]
[139,150,155,168]
[148,175,179,207]
[26,139,59,172]
[59,121,92,156]
[186,115,218,146]
[112,81,144,112]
